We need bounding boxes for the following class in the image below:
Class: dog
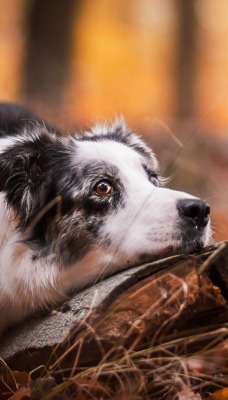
[0,103,211,336]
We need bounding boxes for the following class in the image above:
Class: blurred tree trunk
[175,0,197,119]
[23,0,82,105]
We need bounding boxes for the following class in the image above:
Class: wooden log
[0,242,227,375]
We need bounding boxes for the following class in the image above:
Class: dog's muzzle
[177,199,210,230]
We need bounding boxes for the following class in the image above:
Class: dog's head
[0,119,211,278]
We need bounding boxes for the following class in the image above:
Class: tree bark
[23,0,81,105]
[175,0,197,119]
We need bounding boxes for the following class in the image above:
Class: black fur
[0,102,59,137]
[78,127,152,159]
[0,104,127,267]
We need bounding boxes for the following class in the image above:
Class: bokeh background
[0,0,228,241]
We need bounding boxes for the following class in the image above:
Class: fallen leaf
[11,387,31,399]
[0,359,17,399]
[206,388,228,400]
[12,371,29,388]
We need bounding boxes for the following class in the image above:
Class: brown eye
[94,181,112,195]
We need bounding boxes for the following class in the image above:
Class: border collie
[0,103,211,335]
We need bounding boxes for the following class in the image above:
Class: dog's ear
[0,132,54,226]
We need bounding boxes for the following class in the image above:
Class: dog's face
[0,119,211,284]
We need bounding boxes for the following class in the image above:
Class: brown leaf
[11,387,31,400]
[205,388,228,400]
[0,359,17,399]
[12,371,29,388]
[187,340,228,375]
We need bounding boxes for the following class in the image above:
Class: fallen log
[0,242,227,398]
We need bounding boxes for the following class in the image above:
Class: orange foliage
[67,0,176,125]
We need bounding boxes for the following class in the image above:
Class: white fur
[0,137,15,153]
[72,139,210,263]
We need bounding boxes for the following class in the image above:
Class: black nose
[177,199,210,229]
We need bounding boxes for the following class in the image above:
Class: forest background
[1,0,228,241]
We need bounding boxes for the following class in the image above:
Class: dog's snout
[177,199,210,229]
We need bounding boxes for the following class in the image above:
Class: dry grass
[1,320,227,399]
[0,245,227,399]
